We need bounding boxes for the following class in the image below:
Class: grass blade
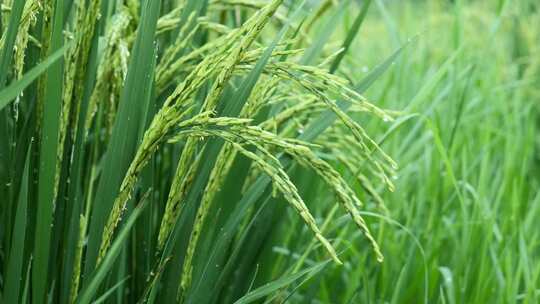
[0,43,70,111]
[2,145,31,304]
[233,260,330,304]
[32,0,65,302]
[92,277,130,304]
[0,0,26,87]
[77,198,149,304]
[301,0,351,65]
[329,0,372,73]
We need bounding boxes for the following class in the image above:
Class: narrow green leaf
[0,0,27,87]
[447,65,475,149]
[21,260,32,304]
[233,260,330,304]
[329,0,372,73]
[301,0,351,65]
[0,43,71,111]
[32,0,65,302]
[2,145,31,304]
[426,117,464,206]
[92,276,130,304]
[77,199,149,304]
[405,46,463,112]
[439,267,456,304]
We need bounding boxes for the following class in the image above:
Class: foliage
[0,0,539,303]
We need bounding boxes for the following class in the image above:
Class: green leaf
[0,0,27,218]
[32,0,66,302]
[2,145,31,304]
[233,260,330,304]
[301,0,351,65]
[0,0,27,87]
[191,192,272,303]
[20,260,32,304]
[77,199,149,304]
[0,43,71,111]
[92,277,130,304]
[329,0,372,73]
[447,65,475,149]
[405,46,463,112]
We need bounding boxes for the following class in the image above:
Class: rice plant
[1,0,539,303]
[0,0,400,302]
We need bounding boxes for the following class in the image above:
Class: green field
[0,0,539,303]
